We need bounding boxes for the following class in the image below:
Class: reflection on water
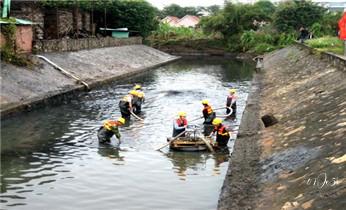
[1,58,253,210]
[162,148,230,181]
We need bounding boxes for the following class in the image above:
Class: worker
[201,99,216,136]
[97,117,126,144]
[226,88,237,117]
[210,118,230,148]
[118,90,137,118]
[132,84,145,114]
[172,111,188,137]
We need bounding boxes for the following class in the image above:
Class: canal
[1,58,253,210]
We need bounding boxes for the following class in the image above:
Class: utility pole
[2,0,11,18]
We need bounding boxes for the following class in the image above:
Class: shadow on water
[1,58,254,209]
[161,149,230,181]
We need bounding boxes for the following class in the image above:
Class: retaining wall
[35,36,142,52]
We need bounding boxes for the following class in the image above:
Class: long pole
[344,40,346,56]
[156,130,187,151]
[130,110,144,121]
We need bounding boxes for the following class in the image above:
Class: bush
[254,43,276,53]
[240,30,256,51]
[310,22,323,38]
[305,36,343,55]
[305,36,342,48]
[149,23,208,43]
[278,33,296,46]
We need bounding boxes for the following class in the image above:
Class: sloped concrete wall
[218,45,346,210]
[0,45,178,117]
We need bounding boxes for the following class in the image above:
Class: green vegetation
[305,37,343,55]
[150,0,343,55]
[149,23,209,42]
[146,23,224,51]
[158,4,220,18]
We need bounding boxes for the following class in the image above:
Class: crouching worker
[210,118,230,148]
[119,90,136,119]
[97,117,126,144]
[172,111,188,137]
[132,85,145,114]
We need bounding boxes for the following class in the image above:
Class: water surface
[1,58,253,210]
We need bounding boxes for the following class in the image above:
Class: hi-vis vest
[104,120,118,131]
[215,125,229,136]
[121,95,133,103]
[176,118,187,127]
[203,105,213,115]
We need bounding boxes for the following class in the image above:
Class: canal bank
[0,45,178,118]
[218,45,346,210]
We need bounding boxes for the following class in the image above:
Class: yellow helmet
[117,117,126,124]
[229,88,236,93]
[134,84,141,90]
[212,118,222,126]
[178,111,186,117]
[129,90,138,96]
[201,99,209,105]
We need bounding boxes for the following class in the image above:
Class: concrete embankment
[0,45,178,117]
[218,45,346,210]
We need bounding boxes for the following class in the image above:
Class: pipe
[37,55,90,90]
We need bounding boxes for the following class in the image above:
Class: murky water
[1,58,253,210]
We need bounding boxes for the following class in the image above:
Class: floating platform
[168,137,209,152]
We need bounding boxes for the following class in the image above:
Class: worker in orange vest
[97,117,126,144]
[201,99,216,136]
[210,118,230,148]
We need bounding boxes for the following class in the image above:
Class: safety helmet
[129,90,138,96]
[229,88,236,94]
[201,99,209,105]
[212,118,222,126]
[117,117,126,124]
[178,111,186,117]
[134,84,142,90]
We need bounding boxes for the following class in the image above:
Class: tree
[160,4,202,18]
[254,0,276,17]
[105,0,159,37]
[206,5,221,15]
[161,4,185,18]
[273,0,326,32]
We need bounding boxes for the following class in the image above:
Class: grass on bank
[305,36,344,55]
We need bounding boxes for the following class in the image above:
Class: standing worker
[97,117,126,144]
[132,84,145,114]
[210,118,230,148]
[201,99,216,136]
[226,88,237,118]
[119,90,137,119]
[172,111,188,137]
